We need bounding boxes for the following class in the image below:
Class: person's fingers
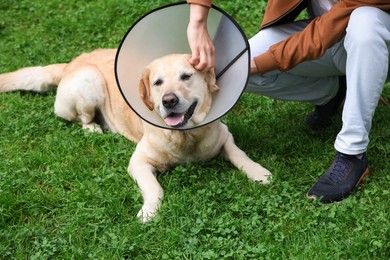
[194,46,215,72]
[187,27,215,71]
[188,54,200,67]
[195,51,208,71]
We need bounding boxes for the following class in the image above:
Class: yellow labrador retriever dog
[0,49,271,222]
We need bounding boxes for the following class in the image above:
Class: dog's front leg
[222,132,272,184]
[128,152,163,223]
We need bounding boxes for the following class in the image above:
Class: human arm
[187,0,216,71]
[253,0,390,74]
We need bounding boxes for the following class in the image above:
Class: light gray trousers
[247,7,390,155]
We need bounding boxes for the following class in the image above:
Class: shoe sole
[306,167,370,203]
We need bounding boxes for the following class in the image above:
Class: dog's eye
[180,73,192,81]
[153,78,163,86]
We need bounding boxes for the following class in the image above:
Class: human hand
[187,4,216,72]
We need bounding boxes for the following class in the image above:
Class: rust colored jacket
[187,0,390,74]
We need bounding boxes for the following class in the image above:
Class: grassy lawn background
[0,0,389,258]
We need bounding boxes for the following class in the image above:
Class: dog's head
[139,54,219,128]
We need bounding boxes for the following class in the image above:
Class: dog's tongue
[164,113,184,126]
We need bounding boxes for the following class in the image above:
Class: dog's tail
[0,63,67,93]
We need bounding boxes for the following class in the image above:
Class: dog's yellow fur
[0,49,271,222]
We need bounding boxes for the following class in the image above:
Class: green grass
[1,0,389,258]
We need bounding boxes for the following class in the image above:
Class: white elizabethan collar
[115,2,250,130]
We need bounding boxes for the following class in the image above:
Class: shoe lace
[329,154,352,183]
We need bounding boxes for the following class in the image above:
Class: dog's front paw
[247,166,272,184]
[254,169,272,184]
[137,204,159,223]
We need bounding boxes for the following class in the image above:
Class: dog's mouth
[163,101,198,127]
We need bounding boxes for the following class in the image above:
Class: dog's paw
[247,167,272,184]
[82,123,103,134]
[255,169,272,184]
[137,205,159,223]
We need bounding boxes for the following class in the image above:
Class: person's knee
[346,7,385,46]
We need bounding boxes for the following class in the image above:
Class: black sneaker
[306,76,346,130]
[307,152,370,203]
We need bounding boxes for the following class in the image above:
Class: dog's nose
[162,93,178,108]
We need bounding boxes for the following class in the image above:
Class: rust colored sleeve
[254,1,355,74]
[186,0,212,8]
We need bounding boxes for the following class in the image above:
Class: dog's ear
[206,69,220,93]
[139,68,154,111]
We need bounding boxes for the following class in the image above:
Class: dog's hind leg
[54,66,106,133]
